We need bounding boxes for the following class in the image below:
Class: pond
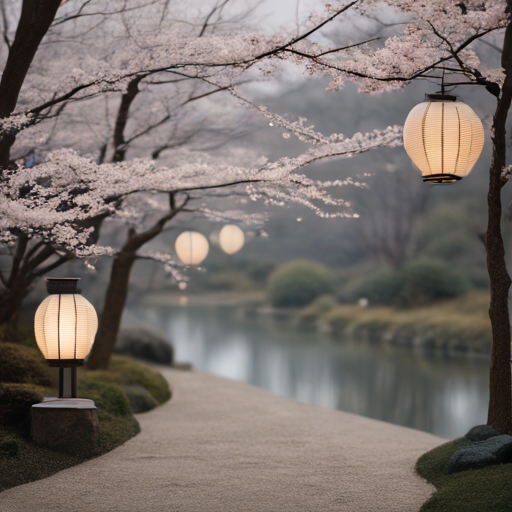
[126,303,490,440]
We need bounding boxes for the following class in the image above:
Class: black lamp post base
[59,367,78,398]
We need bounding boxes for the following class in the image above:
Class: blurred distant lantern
[404,94,484,184]
[219,225,245,255]
[175,231,209,265]
[34,278,98,398]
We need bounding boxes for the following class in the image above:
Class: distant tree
[290,0,511,434]
[350,165,429,269]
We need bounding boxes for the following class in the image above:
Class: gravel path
[1,369,446,511]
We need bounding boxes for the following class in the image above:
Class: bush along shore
[0,339,171,492]
[293,291,492,355]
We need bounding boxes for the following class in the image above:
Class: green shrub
[105,355,171,404]
[244,258,278,283]
[422,232,476,261]
[311,294,337,312]
[0,343,52,387]
[296,295,337,325]
[78,378,132,418]
[206,270,253,291]
[398,260,470,306]
[267,260,335,307]
[0,383,45,425]
[0,437,18,458]
[121,385,159,413]
[343,267,404,305]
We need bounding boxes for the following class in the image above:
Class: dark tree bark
[112,76,144,163]
[87,199,183,370]
[0,0,61,167]
[485,20,512,435]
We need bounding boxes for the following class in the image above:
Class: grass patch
[416,438,512,511]
[83,355,171,406]
[0,415,139,492]
[0,345,171,492]
[0,343,52,386]
[311,291,492,353]
[0,378,140,492]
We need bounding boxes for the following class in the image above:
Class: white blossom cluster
[0,122,403,259]
[304,0,508,93]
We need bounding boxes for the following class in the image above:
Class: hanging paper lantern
[34,278,98,366]
[175,231,209,265]
[404,94,484,184]
[219,225,245,255]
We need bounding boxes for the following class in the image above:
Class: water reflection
[127,305,490,439]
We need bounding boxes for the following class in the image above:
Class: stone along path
[1,369,446,511]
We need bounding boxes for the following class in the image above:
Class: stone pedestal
[31,398,100,455]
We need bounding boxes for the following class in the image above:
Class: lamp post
[31,277,100,454]
[34,277,98,398]
[404,93,484,184]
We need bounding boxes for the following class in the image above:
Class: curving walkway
[1,369,446,511]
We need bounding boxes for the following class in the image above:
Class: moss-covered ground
[416,438,512,511]
[0,340,171,493]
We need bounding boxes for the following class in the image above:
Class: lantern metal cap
[45,277,81,295]
[425,93,457,102]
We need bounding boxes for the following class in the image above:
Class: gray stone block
[31,399,100,456]
[448,434,512,474]
[465,424,502,442]
[115,327,174,365]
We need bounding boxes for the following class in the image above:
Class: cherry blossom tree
[0,0,360,337]
[1,119,402,364]
[3,0,511,437]
[289,0,511,434]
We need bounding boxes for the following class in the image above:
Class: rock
[448,435,512,474]
[31,399,100,456]
[115,327,174,365]
[121,384,158,413]
[465,424,502,443]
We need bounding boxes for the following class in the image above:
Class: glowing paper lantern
[404,94,484,184]
[35,278,97,366]
[219,225,245,255]
[175,231,209,265]
[34,278,98,399]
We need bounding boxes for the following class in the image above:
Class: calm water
[126,304,490,439]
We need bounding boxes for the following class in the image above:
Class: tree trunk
[112,76,143,163]
[0,281,30,340]
[86,250,136,370]
[0,0,61,167]
[486,22,512,435]
[87,198,182,370]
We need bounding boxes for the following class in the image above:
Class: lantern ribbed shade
[34,294,98,360]
[175,231,209,265]
[219,225,245,255]
[404,100,484,181]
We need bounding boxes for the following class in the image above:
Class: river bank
[140,290,492,356]
[272,291,492,357]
